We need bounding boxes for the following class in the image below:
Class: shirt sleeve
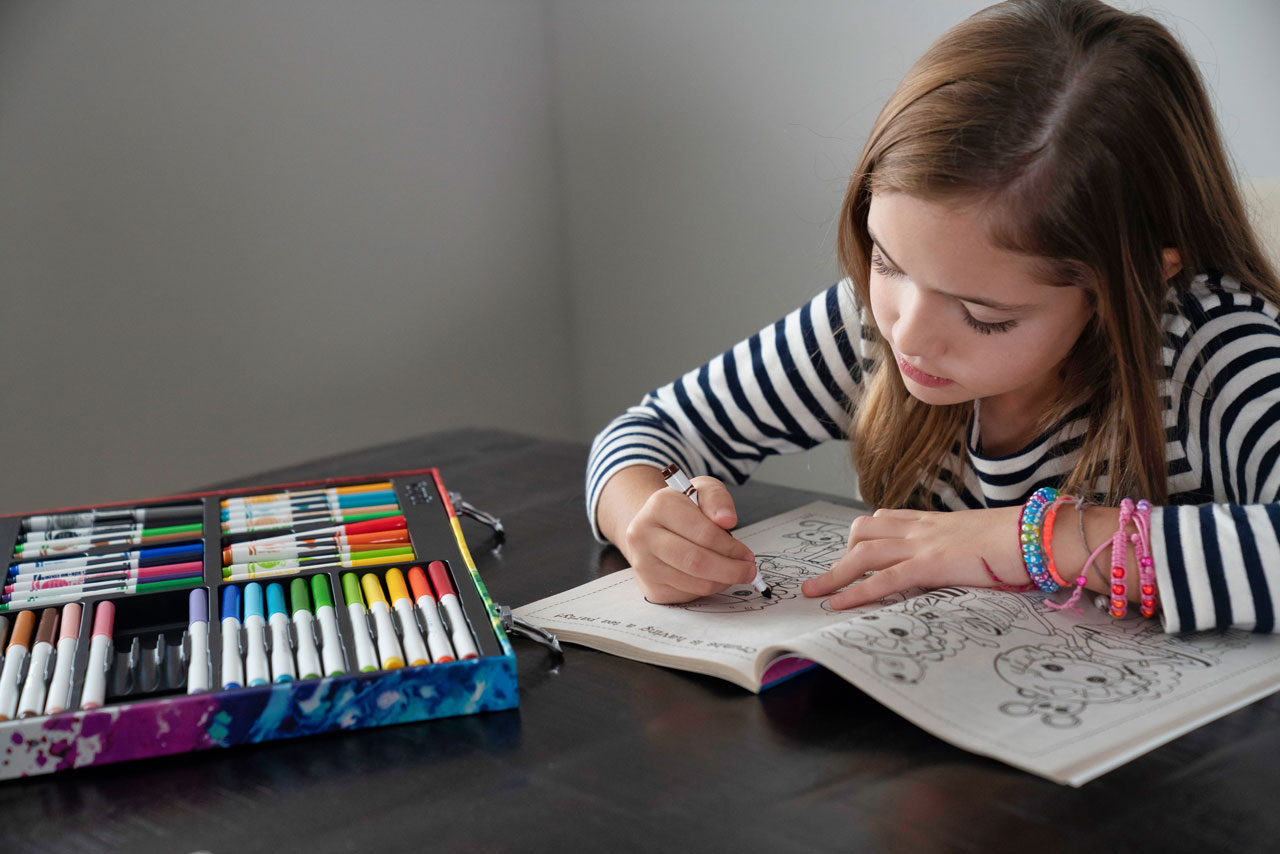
[1153,276,1280,632]
[585,281,867,542]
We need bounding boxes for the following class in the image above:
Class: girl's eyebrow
[867,227,1034,312]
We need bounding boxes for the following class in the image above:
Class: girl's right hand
[620,475,757,604]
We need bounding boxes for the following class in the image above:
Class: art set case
[0,468,518,780]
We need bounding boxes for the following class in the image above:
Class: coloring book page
[518,501,1280,785]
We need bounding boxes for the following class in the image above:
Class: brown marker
[17,608,60,717]
[0,610,37,720]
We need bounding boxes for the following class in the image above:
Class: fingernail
[716,510,734,524]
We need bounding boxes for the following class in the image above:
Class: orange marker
[407,567,455,663]
[0,610,37,720]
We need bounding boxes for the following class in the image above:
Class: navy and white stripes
[587,273,1280,634]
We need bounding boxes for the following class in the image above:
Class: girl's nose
[893,289,945,361]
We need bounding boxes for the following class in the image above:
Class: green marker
[221,546,417,580]
[289,578,322,679]
[310,574,346,676]
[340,573,379,672]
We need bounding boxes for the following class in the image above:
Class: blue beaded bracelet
[1019,486,1061,593]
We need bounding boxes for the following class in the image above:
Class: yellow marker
[385,569,430,666]
[360,573,405,670]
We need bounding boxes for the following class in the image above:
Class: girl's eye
[963,313,1017,335]
[872,247,1017,335]
[870,251,903,279]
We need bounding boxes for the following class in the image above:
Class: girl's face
[866,192,1095,413]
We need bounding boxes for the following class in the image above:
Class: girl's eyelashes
[871,249,1018,335]
[963,313,1017,335]
[870,251,903,279]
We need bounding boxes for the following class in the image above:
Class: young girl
[587,0,1280,634]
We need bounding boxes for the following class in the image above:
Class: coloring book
[515,501,1280,786]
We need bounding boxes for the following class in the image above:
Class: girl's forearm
[595,465,669,549]
[1047,504,1147,604]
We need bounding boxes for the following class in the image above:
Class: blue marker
[266,583,295,683]
[219,490,398,521]
[220,585,243,689]
[243,583,269,687]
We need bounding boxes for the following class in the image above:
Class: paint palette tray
[0,469,517,779]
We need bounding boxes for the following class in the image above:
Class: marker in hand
[661,463,771,599]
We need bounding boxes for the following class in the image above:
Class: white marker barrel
[314,605,346,676]
[292,610,322,679]
[187,620,210,694]
[268,611,295,683]
[79,634,111,710]
[44,635,78,713]
[346,604,379,672]
[16,640,53,718]
[393,600,430,667]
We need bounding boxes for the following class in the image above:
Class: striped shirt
[586,273,1280,634]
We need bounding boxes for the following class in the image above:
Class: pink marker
[79,601,115,710]
[426,561,479,660]
[43,602,82,714]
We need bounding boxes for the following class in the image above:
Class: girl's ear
[1161,248,1183,281]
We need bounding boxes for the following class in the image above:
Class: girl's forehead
[867,192,1057,304]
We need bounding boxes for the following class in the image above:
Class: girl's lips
[896,354,954,387]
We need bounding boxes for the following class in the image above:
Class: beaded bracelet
[1019,487,1061,593]
[1132,499,1157,618]
[1109,499,1137,618]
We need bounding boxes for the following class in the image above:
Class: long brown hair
[838,0,1280,508]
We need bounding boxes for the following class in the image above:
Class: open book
[516,501,1280,786]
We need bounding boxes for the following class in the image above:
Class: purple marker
[187,589,209,694]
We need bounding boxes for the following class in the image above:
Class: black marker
[661,463,772,599]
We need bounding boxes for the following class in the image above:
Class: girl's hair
[837,0,1280,509]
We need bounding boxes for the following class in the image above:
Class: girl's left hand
[801,506,1027,609]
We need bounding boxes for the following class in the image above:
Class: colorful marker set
[0,470,516,780]
[5,502,205,612]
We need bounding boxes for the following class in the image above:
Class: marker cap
[407,566,434,602]
[385,568,411,603]
[427,561,457,598]
[189,588,208,624]
[340,572,364,607]
[266,583,288,617]
[9,610,36,649]
[310,573,334,610]
[360,573,388,607]
[35,607,59,646]
[345,515,407,535]
[290,578,312,615]
[59,602,82,641]
[244,582,265,620]
[92,600,115,638]
[221,584,241,621]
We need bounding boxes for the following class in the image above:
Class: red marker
[426,561,479,660]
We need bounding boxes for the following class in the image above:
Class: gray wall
[0,0,575,512]
[2,1,1277,514]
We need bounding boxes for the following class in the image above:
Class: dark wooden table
[3,429,1277,853]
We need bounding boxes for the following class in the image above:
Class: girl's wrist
[1046,503,1144,603]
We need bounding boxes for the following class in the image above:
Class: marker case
[0,469,517,780]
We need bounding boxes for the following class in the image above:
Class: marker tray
[0,469,517,780]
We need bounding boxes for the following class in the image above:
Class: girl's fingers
[826,563,913,610]
[651,489,753,561]
[648,527,757,588]
[801,537,915,597]
[690,476,738,529]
